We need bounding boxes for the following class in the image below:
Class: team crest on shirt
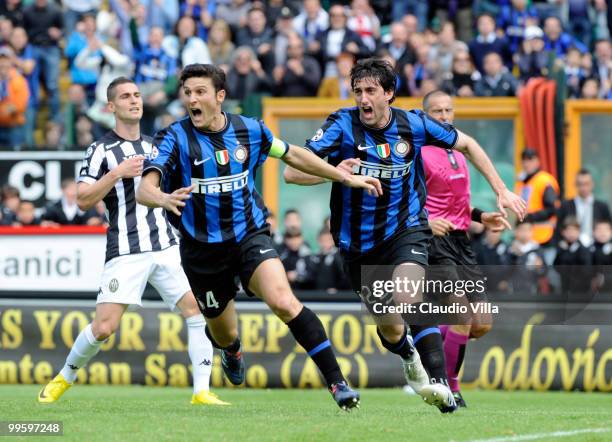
[394,139,411,157]
[234,145,248,163]
[215,150,230,165]
[311,128,324,142]
[85,143,94,158]
[376,143,391,159]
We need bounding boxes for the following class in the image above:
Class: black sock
[205,325,241,353]
[376,327,414,359]
[410,325,449,387]
[455,343,467,375]
[286,307,345,388]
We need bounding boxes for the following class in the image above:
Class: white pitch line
[466,428,612,442]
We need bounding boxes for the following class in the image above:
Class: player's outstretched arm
[77,156,143,210]
[284,158,359,186]
[282,145,382,196]
[136,171,194,216]
[283,166,327,185]
[454,131,527,220]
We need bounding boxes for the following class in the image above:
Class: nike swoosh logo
[411,249,425,255]
[259,249,274,254]
[357,144,373,151]
[194,158,211,166]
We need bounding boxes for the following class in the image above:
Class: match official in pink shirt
[421,90,512,408]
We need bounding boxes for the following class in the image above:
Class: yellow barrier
[564,99,612,199]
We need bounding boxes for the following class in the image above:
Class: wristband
[471,207,483,223]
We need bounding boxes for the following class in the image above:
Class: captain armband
[269,138,290,159]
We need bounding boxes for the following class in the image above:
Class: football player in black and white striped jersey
[38,77,228,406]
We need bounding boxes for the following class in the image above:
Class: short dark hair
[350,58,397,104]
[284,208,299,218]
[107,76,136,102]
[477,12,496,23]
[521,148,539,160]
[483,51,502,62]
[581,77,600,88]
[1,185,20,200]
[544,15,562,25]
[422,89,451,112]
[61,178,76,189]
[284,226,302,238]
[577,168,591,177]
[247,6,266,17]
[562,216,580,229]
[180,63,226,93]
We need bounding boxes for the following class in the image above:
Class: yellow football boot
[38,374,72,404]
[190,390,230,406]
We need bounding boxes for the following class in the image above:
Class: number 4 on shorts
[206,291,219,309]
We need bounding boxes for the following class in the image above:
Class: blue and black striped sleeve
[412,109,458,150]
[304,111,344,158]
[257,120,276,166]
[143,126,180,179]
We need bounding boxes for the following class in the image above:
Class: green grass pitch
[1,386,611,441]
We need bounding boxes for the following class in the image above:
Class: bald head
[423,90,454,124]
[423,90,451,112]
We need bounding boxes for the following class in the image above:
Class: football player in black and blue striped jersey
[137,64,382,410]
[285,58,526,412]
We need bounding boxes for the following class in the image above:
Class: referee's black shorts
[427,230,487,303]
[180,230,279,318]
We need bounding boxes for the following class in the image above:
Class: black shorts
[427,231,487,303]
[180,231,279,318]
[343,227,431,294]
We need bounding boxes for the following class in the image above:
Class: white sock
[186,315,213,393]
[59,324,104,383]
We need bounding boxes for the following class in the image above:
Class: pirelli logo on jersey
[352,160,412,179]
[191,171,249,194]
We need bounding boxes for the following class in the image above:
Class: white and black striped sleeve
[78,142,107,184]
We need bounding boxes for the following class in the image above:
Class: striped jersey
[78,131,177,262]
[143,113,273,244]
[305,107,458,256]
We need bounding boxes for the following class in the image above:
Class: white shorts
[97,245,191,311]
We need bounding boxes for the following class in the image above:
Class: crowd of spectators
[0,0,611,150]
[0,179,106,227]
